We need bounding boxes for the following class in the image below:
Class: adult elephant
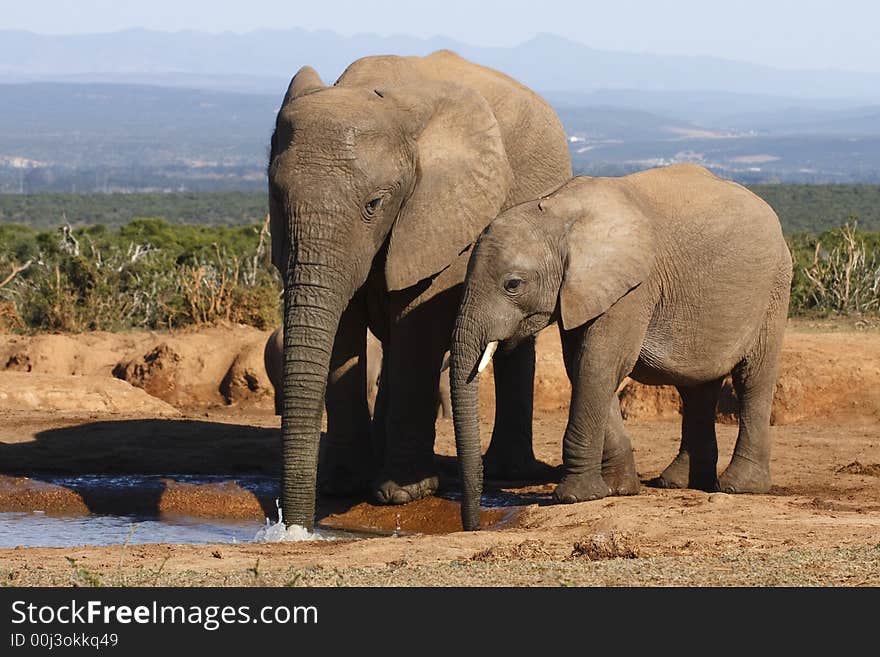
[268,50,571,529]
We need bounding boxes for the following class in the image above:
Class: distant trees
[751,185,880,233]
[2,186,878,232]
[0,192,267,229]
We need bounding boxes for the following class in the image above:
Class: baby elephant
[450,164,792,530]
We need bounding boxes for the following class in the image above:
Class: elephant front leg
[554,383,616,503]
[483,336,551,481]
[555,314,646,504]
[553,334,613,503]
[602,398,640,495]
[320,290,375,495]
[372,294,453,505]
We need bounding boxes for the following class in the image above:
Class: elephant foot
[718,457,771,494]
[552,473,611,504]
[602,449,640,496]
[373,472,440,505]
[647,451,689,489]
[483,446,556,483]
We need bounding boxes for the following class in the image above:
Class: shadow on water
[0,418,560,532]
[2,419,279,520]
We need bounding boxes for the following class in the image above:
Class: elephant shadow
[432,454,561,508]
[0,418,283,519]
[0,419,558,521]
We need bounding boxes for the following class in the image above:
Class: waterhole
[0,474,529,547]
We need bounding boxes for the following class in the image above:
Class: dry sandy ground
[0,320,878,586]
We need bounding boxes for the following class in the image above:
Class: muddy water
[0,474,525,547]
[0,474,369,547]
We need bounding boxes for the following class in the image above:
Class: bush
[0,218,281,332]
[2,216,879,334]
[789,223,880,316]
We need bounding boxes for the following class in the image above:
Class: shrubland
[1,217,878,334]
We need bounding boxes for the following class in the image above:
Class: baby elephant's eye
[363,196,384,219]
[504,277,524,294]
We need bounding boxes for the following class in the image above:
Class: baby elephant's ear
[559,207,655,330]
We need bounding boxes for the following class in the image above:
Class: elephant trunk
[449,306,487,531]
[280,246,349,530]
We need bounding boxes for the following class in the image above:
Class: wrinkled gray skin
[264,327,451,418]
[268,50,571,529]
[451,164,792,530]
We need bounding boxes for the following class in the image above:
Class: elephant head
[269,66,514,529]
[450,179,654,529]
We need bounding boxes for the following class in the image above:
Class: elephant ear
[559,194,655,330]
[282,65,325,105]
[269,66,327,274]
[383,82,514,290]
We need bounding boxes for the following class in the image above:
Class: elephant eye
[504,277,524,294]
[363,195,384,220]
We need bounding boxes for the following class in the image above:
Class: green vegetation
[0,218,280,332]
[788,224,880,316]
[1,186,879,333]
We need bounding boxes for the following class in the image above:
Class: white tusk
[477,341,499,374]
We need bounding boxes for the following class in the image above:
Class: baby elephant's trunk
[449,312,488,531]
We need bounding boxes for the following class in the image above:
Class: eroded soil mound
[1,325,273,412]
[0,321,878,422]
[0,371,178,416]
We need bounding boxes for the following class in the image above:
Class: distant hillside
[0,82,276,167]
[2,82,880,192]
[3,29,880,100]
[0,83,276,192]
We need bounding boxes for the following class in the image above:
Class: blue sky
[4,0,879,73]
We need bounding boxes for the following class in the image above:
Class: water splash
[251,500,330,543]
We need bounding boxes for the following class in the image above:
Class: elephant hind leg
[719,292,787,494]
[602,398,640,495]
[719,341,783,494]
[718,362,775,494]
[649,378,722,491]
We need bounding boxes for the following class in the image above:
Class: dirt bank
[1,320,879,423]
[0,325,274,409]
